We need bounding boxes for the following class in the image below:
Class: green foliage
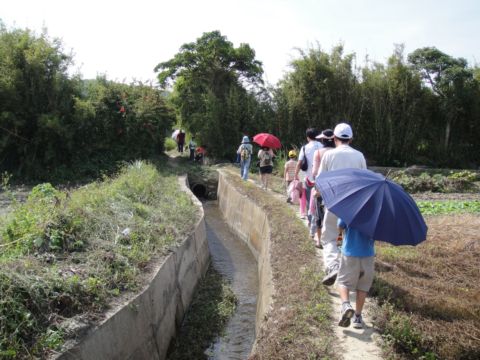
[417,200,480,215]
[377,304,437,359]
[155,31,272,160]
[164,137,177,151]
[0,25,175,181]
[0,161,198,357]
[275,44,480,168]
[391,170,478,193]
[167,266,237,359]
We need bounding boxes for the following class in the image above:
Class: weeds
[0,161,198,358]
[167,266,237,360]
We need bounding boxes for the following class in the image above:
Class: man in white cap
[318,122,366,285]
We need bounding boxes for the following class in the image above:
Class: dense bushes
[0,24,175,180]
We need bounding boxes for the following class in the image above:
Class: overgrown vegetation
[167,266,237,359]
[391,170,479,193]
[0,23,175,181]
[0,161,197,358]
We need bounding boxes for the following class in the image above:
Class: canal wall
[55,176,209,360]
[216,170,274,342]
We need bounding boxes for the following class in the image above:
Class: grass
[166,266,237,359]
[0,160,198,359]
[372,214,480,359]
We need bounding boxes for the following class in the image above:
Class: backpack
[261,151,272,166]
[300,146,308,171]
[240,146,251,161]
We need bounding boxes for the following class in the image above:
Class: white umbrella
[171,129,180,140]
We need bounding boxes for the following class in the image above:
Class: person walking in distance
[294,128,323,225]
[176,130,186,153]
[318,123,367,286]
[188,136,197,161]
[237,136,253,180]
[284,150,298,202]
[258,146,274,189]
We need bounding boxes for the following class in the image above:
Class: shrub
[164,137,177,151]
[0,161,198,357]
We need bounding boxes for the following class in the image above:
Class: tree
[408,47,475,155]
[154,31,266,158]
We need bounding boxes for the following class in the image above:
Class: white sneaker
[338,302,354,327]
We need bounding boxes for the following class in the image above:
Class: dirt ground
[373,213,480,359]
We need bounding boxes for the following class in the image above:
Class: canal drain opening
[191,183,207,198]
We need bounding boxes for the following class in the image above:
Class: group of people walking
[236,136,274,189]
[238,123,373,329]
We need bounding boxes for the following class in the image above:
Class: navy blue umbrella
[315,168,427,246]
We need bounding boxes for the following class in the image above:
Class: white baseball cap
[334,123,353,139]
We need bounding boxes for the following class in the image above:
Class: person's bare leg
[355,290,367,315]
[339,285,349,303]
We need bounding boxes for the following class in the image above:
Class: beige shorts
[336,254,375,292]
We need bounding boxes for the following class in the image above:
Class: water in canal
[203,201,258,360]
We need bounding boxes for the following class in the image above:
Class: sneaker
[353,314,364,329]
[338,302,354,327]
[322,266,338,286]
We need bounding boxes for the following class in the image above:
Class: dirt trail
[243,173,384,359]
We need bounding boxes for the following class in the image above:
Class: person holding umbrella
[315,168,428,328]
[318,123,367,286]
[252,133,281,190]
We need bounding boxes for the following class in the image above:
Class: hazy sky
[2,0,479,85]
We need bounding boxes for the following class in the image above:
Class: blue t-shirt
[338,218,375,257]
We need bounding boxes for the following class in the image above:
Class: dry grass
[221,169,338,360]
[373,214,480,359]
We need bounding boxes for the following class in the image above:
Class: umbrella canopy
[253,133,281,149]
[171,129,180,139]
[315,168,427,246]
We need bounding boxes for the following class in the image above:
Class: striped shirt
[284,159,298,181]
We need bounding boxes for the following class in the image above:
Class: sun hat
[315,129,335,139]
[333,123,353,139]
[288,150,297,158]
[241,136,250,144]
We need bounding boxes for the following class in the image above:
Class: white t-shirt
[319,144,366,173]
[299,140,323,182]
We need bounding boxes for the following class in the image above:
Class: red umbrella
[253,133,281,149]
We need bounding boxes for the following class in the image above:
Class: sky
[2,0,479,85]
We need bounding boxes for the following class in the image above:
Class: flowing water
[203,201,258,360]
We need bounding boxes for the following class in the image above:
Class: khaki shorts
[336,254,375,292]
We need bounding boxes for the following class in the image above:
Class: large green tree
[154,31,267,158]
[408,47,478,159]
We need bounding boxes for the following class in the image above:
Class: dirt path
[241,172,384,360]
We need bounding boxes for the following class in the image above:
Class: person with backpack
[258,146,274,190]
[236,136,253,180]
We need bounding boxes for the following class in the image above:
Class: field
[260,166,480,359]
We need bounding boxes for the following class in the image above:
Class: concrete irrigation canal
[53,169,273,359]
